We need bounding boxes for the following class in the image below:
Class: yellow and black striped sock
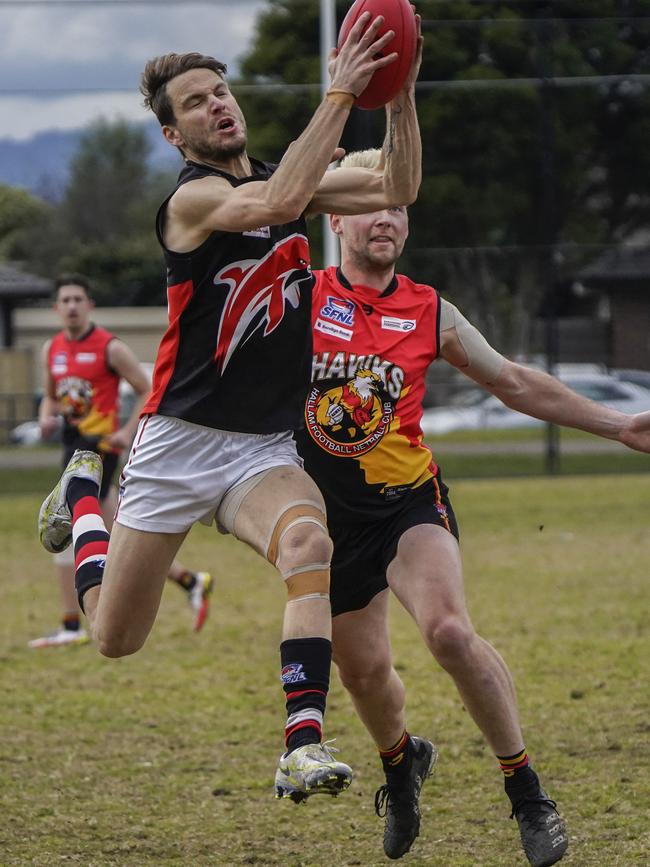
[498,748,540,800]
[380,730,412,778]
[497,748,530,778]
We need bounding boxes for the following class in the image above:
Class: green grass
[0,466,61,494]
[2,476,650,865]
[431,449,650,478]
[428,425,650,445]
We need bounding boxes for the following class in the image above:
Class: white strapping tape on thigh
[53,547,75,566]
[216,467,275,536]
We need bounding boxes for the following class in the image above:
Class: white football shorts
[115,414,303,535]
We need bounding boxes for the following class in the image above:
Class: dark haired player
[31,274,212,647]
[39,14,425,802]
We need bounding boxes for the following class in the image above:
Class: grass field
[2,473,650,866]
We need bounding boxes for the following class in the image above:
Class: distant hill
[0,122,181,200]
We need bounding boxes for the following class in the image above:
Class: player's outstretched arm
[377,10,422,205]
[439,299,650,454]
[617,411,650,453]
[490,363,650,451]
[308,12,422,216]
[168,13,397,242]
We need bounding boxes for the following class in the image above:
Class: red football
[337,0,417,110]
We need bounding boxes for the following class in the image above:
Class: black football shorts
[328,472,459,617]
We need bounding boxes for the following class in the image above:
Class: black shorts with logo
[62,440,119,502]
[328,472,459,617]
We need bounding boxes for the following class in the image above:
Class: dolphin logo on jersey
[213,233,311,373]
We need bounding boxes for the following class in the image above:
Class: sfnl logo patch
[281,663,308,685]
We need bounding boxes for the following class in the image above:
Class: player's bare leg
[56,562,79,614]
[233,465,352,802]
[101,485,212,632]
[83,522,187,657]
[333,590,405,748]
[333,592,436,858]
[29,485,118,649]
[387,523,567,866]
[27,555,90,648]
[387,524,523,753]
[99,485,212,632]
[39,450,187,657]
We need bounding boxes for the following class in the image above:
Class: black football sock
[280,637,331,753]
[498,749,541,803]
[380,731,414,782]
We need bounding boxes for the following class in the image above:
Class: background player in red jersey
[295,149,650,865]
[31,274,213,648]
[38,13,424,806]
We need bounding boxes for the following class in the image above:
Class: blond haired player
[297,148,650,864]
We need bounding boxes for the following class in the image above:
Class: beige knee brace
[266,500,330,601]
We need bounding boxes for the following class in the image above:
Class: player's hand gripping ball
[338,0,418,110]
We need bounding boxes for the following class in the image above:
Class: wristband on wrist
[326,88,355,109]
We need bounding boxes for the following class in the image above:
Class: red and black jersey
[143,159,314,434]
[48,325,119,454]
[294,267,441,521]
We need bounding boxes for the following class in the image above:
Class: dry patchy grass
[1,475,649,865]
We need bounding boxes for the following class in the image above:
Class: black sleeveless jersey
[144,159,314,434]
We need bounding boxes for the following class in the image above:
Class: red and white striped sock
[72,496,109,612]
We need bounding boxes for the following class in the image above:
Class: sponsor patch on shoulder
[315,318,353,341]
[381,316,416,332]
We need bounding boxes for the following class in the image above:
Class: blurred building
[0,264,53,440]
[577,246,650,372]
[13,306,168,389]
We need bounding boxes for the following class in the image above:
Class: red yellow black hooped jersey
[48,325,119,454]
[143,159,314,434]
[294,267,441,521]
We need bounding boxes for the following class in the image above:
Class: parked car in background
[420,372,650,435]
[611,368,650,391]
[9,419,50,446]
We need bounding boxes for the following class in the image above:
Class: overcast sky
[0,0,268,141]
